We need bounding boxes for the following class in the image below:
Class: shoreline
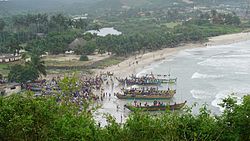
[94,32,250,78]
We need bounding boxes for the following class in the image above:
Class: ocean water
[141,40,250,114]
[95,40,250,126]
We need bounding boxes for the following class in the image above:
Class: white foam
[211,91,228,111]
[212,54,250,58]
[191,72,224,79]
[234,49,250,54]
[190,89,212,99]
[136,68,153,77]
[136,58,168,77]
[211,89,248,112]
[175,50,193,57]
[235,72,249,75]
[197,58,250,70]
[165,58,174,62]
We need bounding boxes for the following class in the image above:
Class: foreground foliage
[0,92,249,141]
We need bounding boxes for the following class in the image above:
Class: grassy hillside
[0,0,248,17]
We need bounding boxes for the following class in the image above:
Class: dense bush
[0,11,243,56]
[79,55,89,61]
[0,90,249,141]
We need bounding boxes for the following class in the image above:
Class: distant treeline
[0,10,243,56]
[0,0,248,17]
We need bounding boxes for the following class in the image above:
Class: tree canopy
[0,85,249,140]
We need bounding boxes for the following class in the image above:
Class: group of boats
[117,88,176,99]
[116,73,177,86]
[115,73,186,112]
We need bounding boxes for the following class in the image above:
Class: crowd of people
[123,87,173,96]
[133,100,165,107]
[24,72,122,112]
[25,75,104,106]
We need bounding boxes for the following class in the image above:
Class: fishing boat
[117,86,176,99]
[116,88,176,99]
[116,77,161,85]
[116,73,177,86]
[122,87,176,95]
[116,93,175,99]
[124,101,187,111]
[158,78,177,84]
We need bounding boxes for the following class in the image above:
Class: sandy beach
[95,32,250,77]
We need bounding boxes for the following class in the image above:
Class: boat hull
[116,77,177,86]
[117,79,160,86]
[116,93,175,99]
[122,90,176,96]
[124,102,186,111]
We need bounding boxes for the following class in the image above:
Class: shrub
[79,55,89,61]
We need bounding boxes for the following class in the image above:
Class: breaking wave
[190,89,212,99]
[197,58,250,70]
[212,54,250,58]
[211,89,248,112]
[235,72,248,75]
[191,72,224,79]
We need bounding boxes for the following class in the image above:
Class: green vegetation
[0,9,245,78]
[79,55,89,61]
[93,10,242,56]
[0,18,5,32]
[0,13,93,55]
[8,50,46,83]
[0,1,249,140]
[0,0,248,77]
[88,57,124,69]
[0,10,244,57]
[75,41,97,55]
[163,22,181,28]
[0,83,249,140]
[0,64,8,71]
[1,0,248,18]
[0,63,14,77]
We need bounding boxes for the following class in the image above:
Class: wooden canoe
[124,101,187,111]
[116,92,175,100]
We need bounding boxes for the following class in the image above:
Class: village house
[0,54,21,63]
[0,83,21,96]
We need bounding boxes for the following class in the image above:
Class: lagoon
[86,27,122,37]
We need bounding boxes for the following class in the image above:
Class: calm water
[95,40,250,125]
[86,27,122,36]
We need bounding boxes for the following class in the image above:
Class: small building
[0,54,21,63]
[68,38,87,50]
[0,83,21,96]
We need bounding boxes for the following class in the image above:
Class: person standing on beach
[121,114,123,123]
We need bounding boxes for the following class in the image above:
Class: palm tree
[10,37,22,55]
[0,18,5,32]
[28,55,46,77]
[22,47,47,77]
